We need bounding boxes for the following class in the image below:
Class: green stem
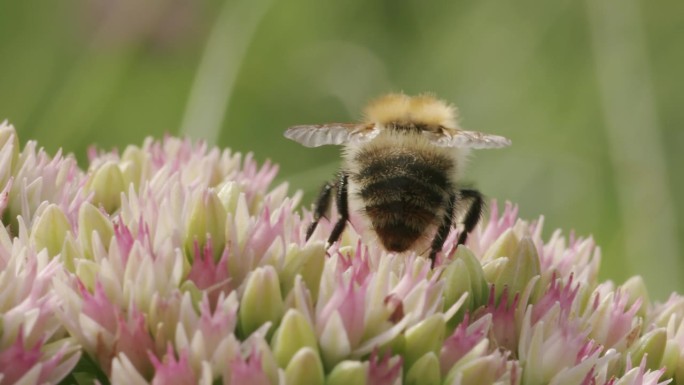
[179,0,275,144]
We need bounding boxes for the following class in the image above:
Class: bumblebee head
[363,93,459,132]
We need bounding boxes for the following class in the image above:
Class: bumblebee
[285,93,511,264]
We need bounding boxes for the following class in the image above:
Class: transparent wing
[284,123,378,147]
[425,129,512,149]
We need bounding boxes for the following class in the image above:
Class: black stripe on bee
[364,201,437,226]
[359,176,445,208]
[354,154,452,187]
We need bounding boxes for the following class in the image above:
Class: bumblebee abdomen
[365,199,439,252]
[350,142,455,252]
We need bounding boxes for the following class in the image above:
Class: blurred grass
[0,0,682,298]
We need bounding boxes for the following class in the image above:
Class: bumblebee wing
[426,129,512,149]
[284,123,377,147]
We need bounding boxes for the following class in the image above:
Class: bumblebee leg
[429,191,457,266]
[306,180,335,240]
[327,172,349,246]
[456,189,484,245]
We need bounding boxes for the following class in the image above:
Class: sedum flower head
[0,121,682,384]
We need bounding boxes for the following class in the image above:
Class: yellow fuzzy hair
[363,93,460,129]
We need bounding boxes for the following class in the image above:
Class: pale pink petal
[367,350,402,385]
[149,345,197,385]
[440,314,490,374]
[229,352,270,385]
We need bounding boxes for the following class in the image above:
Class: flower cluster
[0,120,682,384]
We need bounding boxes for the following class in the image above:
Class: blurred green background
[1,0,682,298]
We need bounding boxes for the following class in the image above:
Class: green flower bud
[60,234,79,273]
[120,145,148,190]
[622,276,650,318]
[88,161,126,213]
[676,353,684,385]
[184,189,226,261]
[443,247,488,324]
[455,354,505,384]
[494,237,540,302]
[482,228,519,262]
[404,314,446,370]
[629,328,667,371]
[0,123,19,186]
[661,340,680,380]
[216,180,241,214]
[319,312,351,370]
[281,243,325,298]
[272,309,318,367]
[405,352,440,385]
[240,266,284,338]
[76,259,100,291]
[78,202,114,260]
[30,204,71,257]
[482,257,509,284]
[327,360,368,385]
[284,347,325,385]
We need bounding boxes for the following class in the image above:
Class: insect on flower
[285,93,511,265]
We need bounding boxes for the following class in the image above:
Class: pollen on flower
[0,122,681,384]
